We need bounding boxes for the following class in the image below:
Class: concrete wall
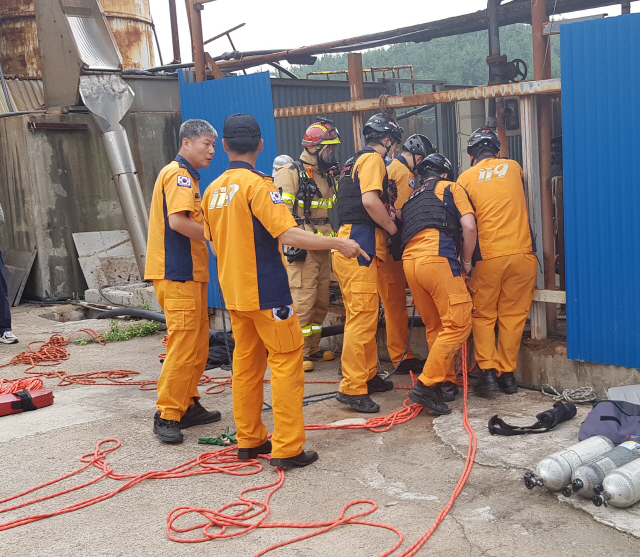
[0,108,181,299]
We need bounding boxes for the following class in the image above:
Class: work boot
[237,439,272,460]
[497,372,518,394]
[393,357,425,375]
[303,357,314,372]
[367,374,394,394]
[270,449,319,469]
[308,350,334,362]
[438,381,459,402]
[178,400,222,429]
[408,381,451,415]
[153,412,184,444]
[473,368,499,395]
[335,392,380,413]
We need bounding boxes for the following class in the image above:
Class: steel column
[532,0,557,331]
[520,95,547,340]
[168,0,181,64]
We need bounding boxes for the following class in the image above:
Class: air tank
[593,458,640,508]
[562,441,640,498]
[0,0,156,79]
[524,436,614,492]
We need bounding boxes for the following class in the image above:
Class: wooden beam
[348,53,365,151]
[205,53,225,79]
[532,289,566,304]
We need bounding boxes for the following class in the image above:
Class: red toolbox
[0,389,54,417]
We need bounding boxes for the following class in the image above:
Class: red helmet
[302,119,341,148]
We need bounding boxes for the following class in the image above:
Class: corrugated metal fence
[561,14,640,368]
[178,70,278,308]
[271,78,389,161]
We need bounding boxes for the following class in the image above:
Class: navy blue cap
[223,113,261,139]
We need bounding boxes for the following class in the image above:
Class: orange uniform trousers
[229,308,306,459]
[467,253,537,375]
[154,280,209,421]
[403,257,472,386]
[287,249,331,356]
[377,254,415,365]
[332,252,379,395]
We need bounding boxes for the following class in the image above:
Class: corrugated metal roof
[4,79,44,112]
[561,14,640,368]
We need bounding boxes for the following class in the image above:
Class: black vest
[336,149,389,229]
[400,178,462,251]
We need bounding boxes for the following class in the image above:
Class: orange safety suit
[333,148,388,395]
[379,155,417,364]
[202,160,306,459]
[457,157,537,374]
[400,178,474,386]
[145,156,209,421]
[274,149,335,357]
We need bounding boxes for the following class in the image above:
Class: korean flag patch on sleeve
[177,175,192,188]
[409,177,416,190]
[269,190,284,204]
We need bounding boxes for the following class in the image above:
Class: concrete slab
[0,305,639,556]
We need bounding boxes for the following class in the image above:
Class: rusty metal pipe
[187,2,206,82]
[168,0,181,63]
[486,0,502,128]
[273,79,561,119]
[532,0,557,331]
[348,53,365,151]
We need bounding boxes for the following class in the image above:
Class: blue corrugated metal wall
[562,14,640,367]
[178,71,278,308]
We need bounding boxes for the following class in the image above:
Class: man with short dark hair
[145,118,222,444]
[202,114,367,468]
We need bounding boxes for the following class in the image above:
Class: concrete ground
[1,303,639,557]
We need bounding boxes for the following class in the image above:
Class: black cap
[223,113,261,139]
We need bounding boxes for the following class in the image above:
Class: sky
[148,1,636,68]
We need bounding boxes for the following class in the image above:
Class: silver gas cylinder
[563,441,640,498]
[524,436,615,492]
[593,457,640,508]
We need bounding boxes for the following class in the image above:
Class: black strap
[11,389,38,412]
[488,401,577,436]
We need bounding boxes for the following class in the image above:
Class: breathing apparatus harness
[283,156,337,263]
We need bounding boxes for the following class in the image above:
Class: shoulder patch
[409,177,416,189]
[269,190,284,204]
[251,168,270,178]
[177,175,192,188]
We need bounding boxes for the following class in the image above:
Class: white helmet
[272,154,294,177]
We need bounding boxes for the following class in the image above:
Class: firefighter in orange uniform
[401,154,477,415]
[381,134,435,374]
[201,114,368,468]
[333,113,403,414]
[457,128,537,396]
[274,120,341,371]
[145,119,222,444]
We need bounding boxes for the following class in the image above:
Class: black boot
[237,440,272,460]
[408,381,451,415]
[473,368,499,394]
[154,412,184,444]
[438,381,459,402]
[367,374,394,394]
[270,450,319,469]
[394,358,425,375]
[335,392,380,413]
[497,372,518,394]
[178,400,222,429]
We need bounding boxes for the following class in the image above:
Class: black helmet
[467,128,500,158]
[416,153,455,182]
[363,113,404,144]
[403,134,435,158]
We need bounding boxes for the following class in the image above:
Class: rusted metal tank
[0,0,156,79]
